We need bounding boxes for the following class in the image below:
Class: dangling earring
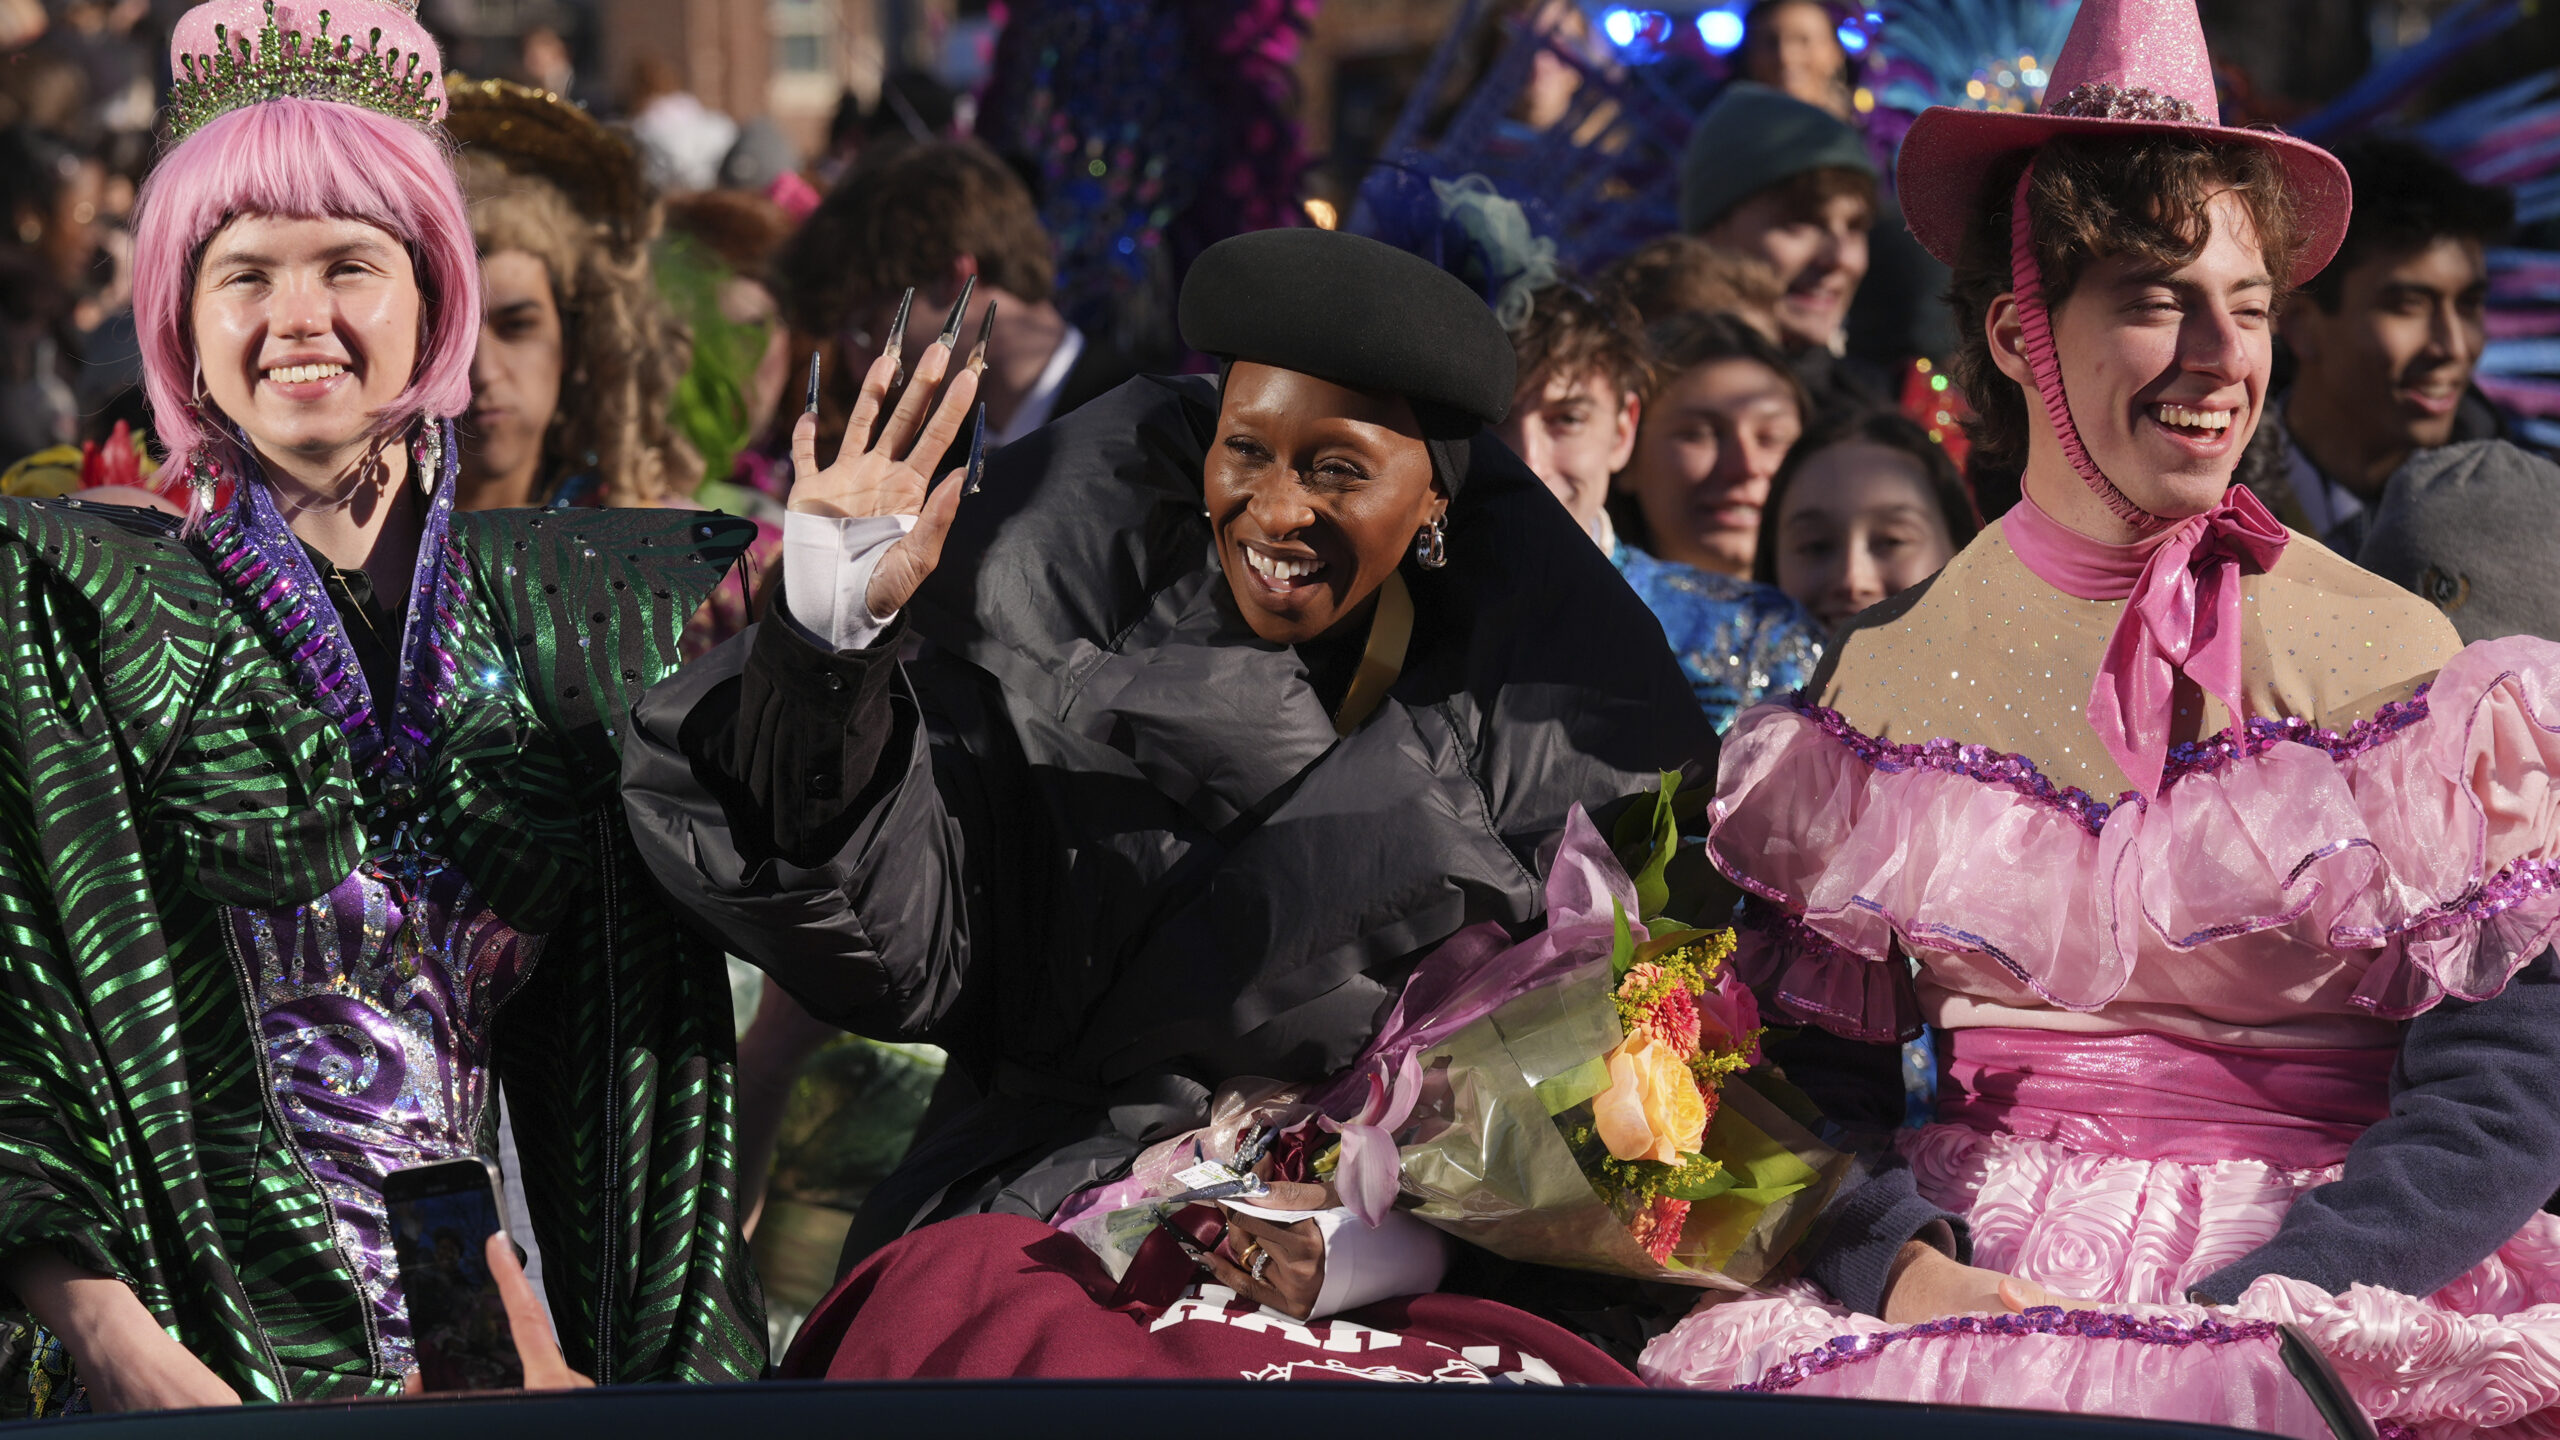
[414,422,442,497]
[187,450,218,514]
[1412,515,1447,570]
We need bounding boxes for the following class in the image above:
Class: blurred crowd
[8,0,2542,713]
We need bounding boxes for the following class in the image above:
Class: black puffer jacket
[623,374,1716,1262]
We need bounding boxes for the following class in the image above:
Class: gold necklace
[1330,570,1413,738]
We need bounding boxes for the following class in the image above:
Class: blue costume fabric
[1610,542,1826,732]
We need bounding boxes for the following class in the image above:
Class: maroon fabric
[1109,1203,1229,1318]
[781,1214,1641,1386]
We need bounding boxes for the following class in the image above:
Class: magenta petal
[1333,1124,1400,1229]
[1378,1050,1423,1133]
[1542,804,1641,934]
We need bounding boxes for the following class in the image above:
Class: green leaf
[1722,1181,1811,1206]
[1609,899,1638,979]
[1661,1166,1739,1202]
[1634,926,1714,967]
[1631,771,1679,921]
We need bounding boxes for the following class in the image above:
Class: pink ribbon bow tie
[2006,485,2290,794]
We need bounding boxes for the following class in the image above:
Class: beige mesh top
[1815,518,2462,801]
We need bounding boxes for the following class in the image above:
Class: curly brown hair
[1948,133,2304,477]
[461,153,698,507]
[1509,281,1651,404]
[1602,235,1786,331]
[774,139,1054,339]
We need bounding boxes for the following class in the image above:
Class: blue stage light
[1696,8,1744,52]
[1601,7,1641,46]
[1837,21,1869,53]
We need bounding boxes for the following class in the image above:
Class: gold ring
[1236,1238,1267,1277]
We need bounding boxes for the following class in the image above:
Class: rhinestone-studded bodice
[230,854,541,1365]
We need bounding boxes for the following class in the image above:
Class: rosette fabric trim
[1641,1125,2560,1437]
[1711,636,2560,1034]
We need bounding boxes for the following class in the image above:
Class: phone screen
[383,1158,525,1392]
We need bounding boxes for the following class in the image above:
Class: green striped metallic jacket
[0,494,767,1402]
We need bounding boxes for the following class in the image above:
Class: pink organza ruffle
[1642,1125,2560,1437]
[1712,636,2560,1035]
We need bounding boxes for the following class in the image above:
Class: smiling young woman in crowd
[1611,311,1808,580]
[1757,410,1979,633]
[1601,310,1826,729]
[1640,0,2560,1431]
[0,0,762,1408]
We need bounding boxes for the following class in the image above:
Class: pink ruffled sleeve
[2320,636,2560,1011]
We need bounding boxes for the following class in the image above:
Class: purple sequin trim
[1794,699,2134,833]
[1735,1306,2284,1394]
[195,422,466,793]
[2158,688,2435,786]
[2048,82,2205,123]
[1794,687,2436,832]
[2345,856,2560,954]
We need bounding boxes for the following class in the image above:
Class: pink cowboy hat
[1895,0,2350,278]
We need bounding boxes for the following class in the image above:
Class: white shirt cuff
[1223,1200,1447,1320]
[780,510,917,653]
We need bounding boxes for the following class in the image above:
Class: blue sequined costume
[1611,542,1825,732]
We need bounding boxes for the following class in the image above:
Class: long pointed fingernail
[804,351,822,414]
[938,275,978,348]
[967,300,997,374]
[883,287,914,380]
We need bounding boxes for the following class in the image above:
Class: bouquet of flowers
[1090,777,1846,1291]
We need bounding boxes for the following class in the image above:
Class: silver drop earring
[1412,515,1447,570]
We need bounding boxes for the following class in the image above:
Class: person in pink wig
[1640,0,2560,1432]
[0,0,764,1410]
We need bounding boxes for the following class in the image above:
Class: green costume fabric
[0,494,765,1402]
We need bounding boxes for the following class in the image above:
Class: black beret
[1178,227,1518,436]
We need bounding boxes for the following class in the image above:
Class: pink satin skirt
[1642,1029,2560,1440]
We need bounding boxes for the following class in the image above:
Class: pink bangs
[133,98,479,470]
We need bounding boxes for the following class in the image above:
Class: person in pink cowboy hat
[1638,0,2560,1432]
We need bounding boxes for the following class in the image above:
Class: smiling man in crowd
[1495,280,1650,545]
[2243,136,2515,552]
[1675,80,1880,420]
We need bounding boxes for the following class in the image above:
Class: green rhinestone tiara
[166,0,441,141]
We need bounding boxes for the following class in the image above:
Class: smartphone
[382,1157,525,1392]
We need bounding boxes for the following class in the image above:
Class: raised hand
[788,299,982,619]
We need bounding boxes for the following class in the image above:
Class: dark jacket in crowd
[2237,385,2513,554]
[622,373,1725,1268]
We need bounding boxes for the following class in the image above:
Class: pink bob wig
[132,96,480,472]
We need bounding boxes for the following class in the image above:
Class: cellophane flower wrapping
[1104,776,1846,1290]
[1371,932,1846,1289]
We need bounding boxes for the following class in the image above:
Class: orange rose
[1592,1033,1709,1164]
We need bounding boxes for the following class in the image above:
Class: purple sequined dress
[229,858,540,1364]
